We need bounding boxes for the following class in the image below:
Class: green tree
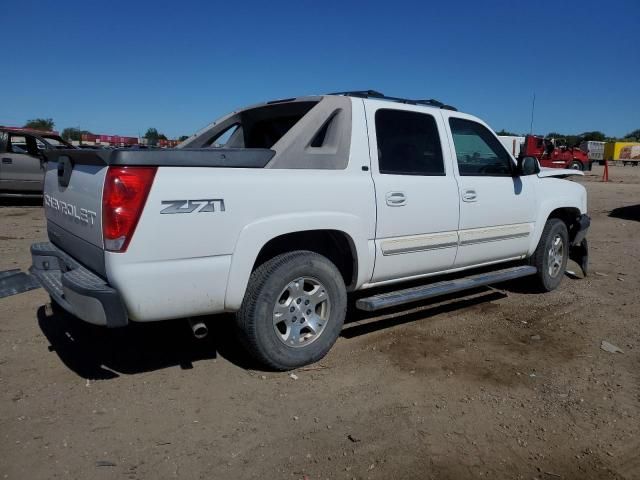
[495,129,520,136]
[547,132,580,147]
[24,118,54,131]
[61,128,78,141]
[144,127,160,146]
[578,131,606,142]
[178,135,189,142]
[61,128,94,142]
[158,133,168,141]
[623,129,640,141]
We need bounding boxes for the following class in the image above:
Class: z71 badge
[160,199,225,214]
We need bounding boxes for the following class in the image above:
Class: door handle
[462,189,477,202]
[385,191,407,206]
[2,158,12,164]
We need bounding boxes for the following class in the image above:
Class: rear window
[205,101,318,149]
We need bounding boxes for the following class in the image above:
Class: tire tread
[236,250,345,370]
[528,218,568,292]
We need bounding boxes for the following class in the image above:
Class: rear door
[443,113,536,268]
[365,102,460,283]
[0,133,44,191]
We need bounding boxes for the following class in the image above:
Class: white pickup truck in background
[30,90,590,370]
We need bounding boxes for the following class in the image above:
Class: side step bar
[356,265,537,312]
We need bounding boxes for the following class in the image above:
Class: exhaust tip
[188,319,208,339]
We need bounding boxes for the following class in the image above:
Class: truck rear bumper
[30,242,128,327]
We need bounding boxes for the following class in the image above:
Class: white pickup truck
[30,90,590,370]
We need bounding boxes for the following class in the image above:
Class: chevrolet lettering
[44,194,97,226]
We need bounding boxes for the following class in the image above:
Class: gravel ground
[1,165,639,479]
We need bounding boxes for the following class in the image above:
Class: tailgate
[43,150,109,275]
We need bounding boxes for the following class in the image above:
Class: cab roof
[328,90,458,111]
[0,126,61,137]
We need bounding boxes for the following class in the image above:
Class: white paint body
[99,98,587,321]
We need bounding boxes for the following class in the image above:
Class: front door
[366,103,460,283]
[0,133,44,191]
[444,114,536,268]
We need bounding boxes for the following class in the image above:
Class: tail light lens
[102,166,156,252]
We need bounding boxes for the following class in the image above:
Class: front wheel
[569,160,583,170]
[528,218,569,292]
[236,251,347,370]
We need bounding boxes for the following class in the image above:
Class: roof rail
[328,90,457,111]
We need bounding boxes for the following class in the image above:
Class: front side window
[449,118,513,176]
[375,109,445,176]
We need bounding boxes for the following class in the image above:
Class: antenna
[529,93,536,134]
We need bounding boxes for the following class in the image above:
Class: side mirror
[516,156,540,176]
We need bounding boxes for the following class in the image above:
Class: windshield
[42,135,70,148]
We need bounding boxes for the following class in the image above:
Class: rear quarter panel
[106,165,376,320]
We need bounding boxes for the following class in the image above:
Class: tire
[528,218,569,292]
[569,160,583,170]
[236,250,347,370]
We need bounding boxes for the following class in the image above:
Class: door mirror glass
[518,156,540,175]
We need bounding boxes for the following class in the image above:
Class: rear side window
[375,109,444,176]
[8,134,28,154]
[449,118,513,176]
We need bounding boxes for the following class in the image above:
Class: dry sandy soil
[1,165,639,480]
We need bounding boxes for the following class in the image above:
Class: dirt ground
[1,165,639,480]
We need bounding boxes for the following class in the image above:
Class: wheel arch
[528,205,583,256]
[254,230,358,288]
[224,213,372,310]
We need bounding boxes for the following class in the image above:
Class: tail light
[102,166,156,252]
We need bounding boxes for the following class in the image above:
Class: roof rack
[328,90,457,111]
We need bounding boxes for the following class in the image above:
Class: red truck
[522,135,591,171]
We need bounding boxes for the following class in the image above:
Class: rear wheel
[236,251,347,370]
[528,218,569,292]
[569,160,583,170]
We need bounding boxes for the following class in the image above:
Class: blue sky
[2,0,638,138]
